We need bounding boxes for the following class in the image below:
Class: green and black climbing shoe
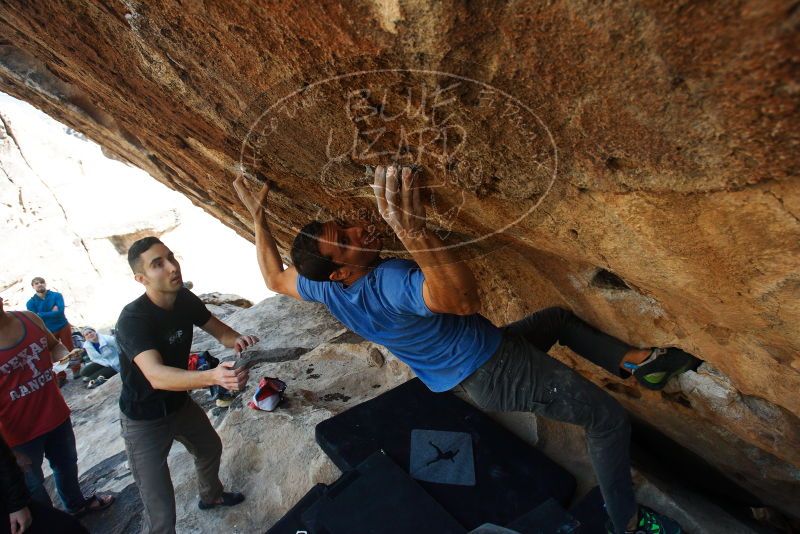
[633,347,701,390]
[606,505,683,533]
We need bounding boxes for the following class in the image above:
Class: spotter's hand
[234,334,259,355]
[212,361,249,391]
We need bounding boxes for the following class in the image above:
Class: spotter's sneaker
[633,348,701,390]
[606,505,683,533]
[215,389,236,408]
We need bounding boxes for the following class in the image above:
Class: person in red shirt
[1,432,88,534]
[0,296,113,517]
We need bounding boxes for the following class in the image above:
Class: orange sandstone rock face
[0,0,797,516]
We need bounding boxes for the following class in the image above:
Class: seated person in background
[79,327,120,388]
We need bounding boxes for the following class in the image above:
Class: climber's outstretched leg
[504,306,700,389]
[461,333,683,533]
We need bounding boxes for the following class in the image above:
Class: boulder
[197,292,253,308]
[53,294,774,532]
[1,0,798,518]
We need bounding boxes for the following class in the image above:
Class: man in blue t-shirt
[234,166,695,534]
[26,277,74,351]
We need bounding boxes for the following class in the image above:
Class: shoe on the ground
[70,493,115,518]
[606,505,682,533]
[215,397,234,408]
[633,347,701,390]
[215,389,237,408]
[82,376,91,383]
[198,491,245,510]
[87,376,107,389]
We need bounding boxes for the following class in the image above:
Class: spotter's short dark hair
[127,236,164,273]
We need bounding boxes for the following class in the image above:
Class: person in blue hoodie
[25,277,73,351]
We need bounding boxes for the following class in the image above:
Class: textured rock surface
[198,292,253,308]
[55,295,764,532]
[1,0,798,517]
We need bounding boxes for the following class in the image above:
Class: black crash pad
[265,483,326,534]
[268,451,465,534]
[507,498,580,533]
[568,486,610,533]
[315,378,576,529]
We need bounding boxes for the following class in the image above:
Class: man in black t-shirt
[116,237,259,534]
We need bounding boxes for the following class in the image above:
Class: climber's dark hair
[128,236,164,273]
[290,221,341,282]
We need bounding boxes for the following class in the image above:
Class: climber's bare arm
[372,165,481,316]
[233,176,301,300]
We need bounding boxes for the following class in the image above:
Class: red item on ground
[0,312,70,447]
[248,377,286,412]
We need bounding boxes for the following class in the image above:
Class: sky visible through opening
[0,92,273,329]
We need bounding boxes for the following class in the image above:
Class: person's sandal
[198,491,245,510]
[87,376,107,389]
[71,494,115,517]
[633,348,702,390]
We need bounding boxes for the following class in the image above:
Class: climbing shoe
[87,376,108,389]
[632,347,701,390]
[198,491,245,510]
[606,505,682,533]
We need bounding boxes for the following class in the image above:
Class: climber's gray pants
[461,307,637,534]
[120,398,224,534]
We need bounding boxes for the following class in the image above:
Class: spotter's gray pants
[461,307,637,534]
[120,398,224,534]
